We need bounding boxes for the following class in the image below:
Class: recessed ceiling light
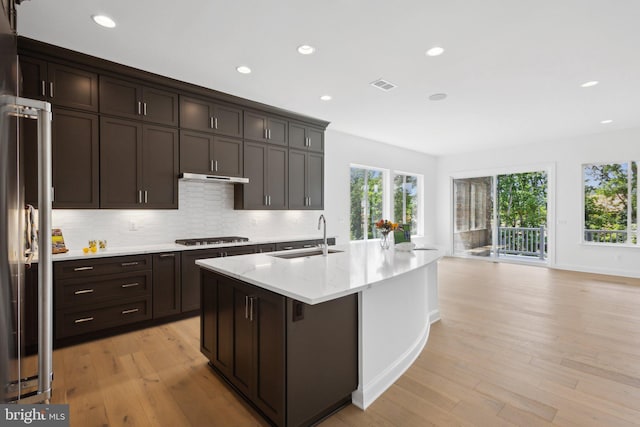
[297,45,316,55]
[320,95,332,101]
[429,93,447,101]
[600,119,613,124]
[426,46,445,57]
[91,15,116,28]
[236,65,252,74]
[581,80,599,88]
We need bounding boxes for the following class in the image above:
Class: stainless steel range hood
[179,172,249,184]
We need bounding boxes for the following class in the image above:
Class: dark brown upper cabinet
[180,130,243,177]
[289,122,324,153]
[234,141,287,210]
[19,56,98,111]
[180,96,243,138]
[244,111,288,146]
[23,108,99,208]
[288,150,324,210]
[100,117,178,209]
[100,76,179,127]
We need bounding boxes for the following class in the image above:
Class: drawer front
[55,297,151,338]
[275,240,318,251]
[55,254,152,279]
[56,271,151,308]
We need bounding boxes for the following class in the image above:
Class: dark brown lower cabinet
[152,252,181,318]
[181,245,257,312]
[201,270,357,427]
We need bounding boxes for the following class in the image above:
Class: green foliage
[393,175,418,234]
[350,168,384,240]
[497,172,547,227]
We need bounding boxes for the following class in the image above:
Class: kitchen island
[197,240,442,426]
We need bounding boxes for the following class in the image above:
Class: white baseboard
[553,263,640,279]
[351,321,431,410]
[429,309,441,324]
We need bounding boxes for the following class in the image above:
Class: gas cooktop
[175,236,249,246]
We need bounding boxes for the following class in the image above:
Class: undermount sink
[270,249,343,259]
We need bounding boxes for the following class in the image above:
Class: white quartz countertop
[196,240,443,305]
[46,235,335,262]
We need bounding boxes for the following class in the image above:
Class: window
[350,167,384,240]
[393,174,419,235]
[583,161,638,245]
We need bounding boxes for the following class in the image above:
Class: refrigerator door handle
[12,97,53,403]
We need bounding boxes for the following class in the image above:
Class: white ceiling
[16,0,640,156]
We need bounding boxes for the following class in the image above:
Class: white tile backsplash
[52,181,324,250]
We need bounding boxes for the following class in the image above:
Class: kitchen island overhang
[197,241,443,423]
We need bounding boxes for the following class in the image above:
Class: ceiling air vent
[370,78,397,92]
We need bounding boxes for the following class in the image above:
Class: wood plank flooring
[49,257,640,426]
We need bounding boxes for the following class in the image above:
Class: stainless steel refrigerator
[1,0,53,404]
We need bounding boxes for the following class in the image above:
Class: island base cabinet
[200,270,357,427]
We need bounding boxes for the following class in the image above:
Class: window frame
[392,171,423,236]
[581,160,638,247]
[349,164,389,241]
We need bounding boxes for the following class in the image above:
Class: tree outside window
[393,174,419,235]
[584,162,638,244]
[350,167,384,240]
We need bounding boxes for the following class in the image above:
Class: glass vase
[380,231,391,249]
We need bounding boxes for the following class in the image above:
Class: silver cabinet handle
[159,253,175,258]
[121,262,139,267]
[49,82,54,98]
[264,195,268,206]
[122,308,139,315]
[268,128,271,139]
[137,101,142,115]
[210,160,215,172]
[41,80,46,97]
[303,245,314,248]
[143,102,147,116]
[210,117,214,129]
[245,295,249,319]
[214,160,218,171]
[73,266,94,272]
[249,297,254,322]
[121,282,140,288]
[283,246,294,250]
[144,190,148,204]
[74,317,94,324]
[138,190,143,204]
[308,137,312,147]
[263,128,268,139]
[268,195,271,206]
[214,117,218,129]
[52,187,55,202]
[74,289,94,295]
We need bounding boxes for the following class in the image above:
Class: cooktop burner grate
[175,236,249,246]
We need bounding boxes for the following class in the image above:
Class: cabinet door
[240,141,267,209]
[288,149,307,210]
[266,146,288,209]
[52,109,99,208]
[141,125,178,209]
[307,127,324,153]
[100,117,142,208]
[252,286,286,426]
[232,283,254,397]
[99,76,141,120]
[48,63,98,111]
[180,130,214,174]
[19,56,47,100]
[266,117,288,146]
[212,103,243,138]
[243,111,268,142]
[181,249,221,312]
[143,86,179,126]
[307,152,324,209]
[152,252,181,318]
[212,136,243,177]
[179,96,212,132]
[288,122,307,150]
[201,270,216,360]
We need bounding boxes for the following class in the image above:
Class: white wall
[436,127,640,278]
[324,129,438,245]
[50,129,437,250]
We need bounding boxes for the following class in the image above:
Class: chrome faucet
[317,214,328,256]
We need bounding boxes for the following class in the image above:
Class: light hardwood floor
[50,257,640,426]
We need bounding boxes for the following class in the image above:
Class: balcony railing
[584,229,636,244]
[497,226,546,260]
